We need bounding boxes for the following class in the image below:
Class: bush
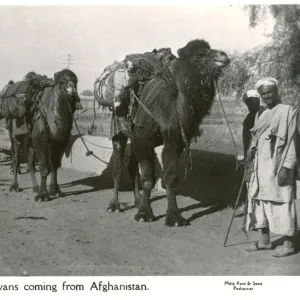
[81,89,93,97]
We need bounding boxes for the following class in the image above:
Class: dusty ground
[1,109,300,276]
[1,155,300,276]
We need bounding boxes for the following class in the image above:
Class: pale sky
[0,5,275,92]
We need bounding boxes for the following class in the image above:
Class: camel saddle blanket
[108,78,168,139]
[0,81,35,119]
[132,77,169,127]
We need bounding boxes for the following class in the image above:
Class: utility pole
[62,54,74,69]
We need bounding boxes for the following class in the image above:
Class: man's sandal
[245,241,273,252]
[272,245,296,258]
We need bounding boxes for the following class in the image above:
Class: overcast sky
[0,5,275,92]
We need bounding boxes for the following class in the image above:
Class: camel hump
[3,81,33,98]
[125,53,163,77]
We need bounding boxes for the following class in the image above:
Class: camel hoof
[49,185,65,197]
[107,202,121,213]
[134,211,155,223]
[165,210,190,227]
[49,189,65,197]
[9,184,22,192]
[34,193,50,202]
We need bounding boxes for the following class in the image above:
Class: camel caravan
[0,39,230,227]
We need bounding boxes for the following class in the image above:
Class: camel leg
[128,146,141,208]
[107,133,128,212]
[162,144,189,227]
[32,120,50,202]
[9,136,22,192]
[8,120,21,175]
[49,144,65,197]
[27,140,39,193]
[134,146,156,222]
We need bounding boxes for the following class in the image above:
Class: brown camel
[0,80,36,191]
[108,39,230,226]
[29,69,80,201]
[1,71,80,198]
[4,69,80,201]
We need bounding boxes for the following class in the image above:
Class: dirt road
[1,156,300,276]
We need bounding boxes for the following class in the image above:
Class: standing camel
[28,69,80,201]
[108,39,230,226]
[95,48,176,213]
[0,80,36,192]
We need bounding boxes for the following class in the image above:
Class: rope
[176,96,192,181]
[64,95,110,165]
[36,89,111,166]
[214,81,240,171]
[82,138,113,150]
[131,88,191,181]
[88,91,97,134]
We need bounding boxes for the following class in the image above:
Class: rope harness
[87,78,240,179]
[64,92,110,165]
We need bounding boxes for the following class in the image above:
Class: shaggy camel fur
[108,39,230,227]
[7,69,80,201]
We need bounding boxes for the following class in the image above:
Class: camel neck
[54,86,71,120]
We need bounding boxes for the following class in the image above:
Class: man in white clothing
[245,77,298,258]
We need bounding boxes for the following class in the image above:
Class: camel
[1,71,80,199]
[94,48,176,213]
[0,80,36,191]
[3,69,80,201]
[108,39,230,226]
[26,69,80,202]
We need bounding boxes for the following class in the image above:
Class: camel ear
[177,47,185,59]
[54,71,61,84]
[152,49,158,54]
[54,71,59,81]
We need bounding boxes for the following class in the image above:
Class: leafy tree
[244,5,300,107]
[81,89,94,96]
[219,5,300,108]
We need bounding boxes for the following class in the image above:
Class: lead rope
[214,81,240,171]
[63,93,110,165]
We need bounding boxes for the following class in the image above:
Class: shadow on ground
[63,148,245,210]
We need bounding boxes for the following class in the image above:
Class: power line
[62,54,74,69]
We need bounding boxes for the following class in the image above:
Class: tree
[217,5,300,108]
[245,5,300,85]
[81,89,93,96]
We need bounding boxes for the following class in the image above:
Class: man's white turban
[243,90,260,103]
[255,77,278,91]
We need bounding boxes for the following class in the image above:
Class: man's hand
[277,167,289,186]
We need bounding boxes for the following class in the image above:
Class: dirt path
[1,162,300,276]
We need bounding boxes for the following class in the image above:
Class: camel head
[54,69,78,96]
[177,39,230,76]
[153,47,177,66]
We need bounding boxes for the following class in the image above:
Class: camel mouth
[66,87,76,94]
[214,60,230,68]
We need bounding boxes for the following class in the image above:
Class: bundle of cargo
[94,48,175,109]
[0,81,35,119]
